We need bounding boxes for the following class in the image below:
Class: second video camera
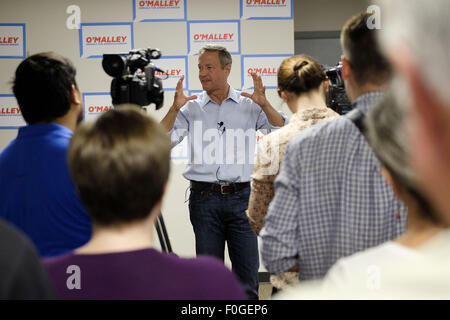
[324,63,352,114]
[102,48,164,109]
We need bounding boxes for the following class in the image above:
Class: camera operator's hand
[172,75,197,111]
[241,72,269,109]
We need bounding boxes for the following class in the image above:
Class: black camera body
[102,48,164,109]
[324,63,353,114]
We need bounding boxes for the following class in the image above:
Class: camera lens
[102,54,126,78]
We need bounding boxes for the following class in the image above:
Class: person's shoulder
[287,115,350,148]
[0,219,33,253]
[158,253,246,298]
[232,90,259,109]
[163,252,233,276]
[42,251,75,268]
[162,254,239,282]
[0,139,17,158]
[332,242,403,271]
[182,91,206,109]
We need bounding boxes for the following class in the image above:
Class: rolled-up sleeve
[260,140,301,274]
[169,108,189,148]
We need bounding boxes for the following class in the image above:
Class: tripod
[155,214,172,253]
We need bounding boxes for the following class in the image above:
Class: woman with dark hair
[246,54,339,290]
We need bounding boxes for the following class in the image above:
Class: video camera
[323,63,353,114]
[102,48,164,109]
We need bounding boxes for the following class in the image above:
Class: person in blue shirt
[160,44,287,299]
[0,52,92,257]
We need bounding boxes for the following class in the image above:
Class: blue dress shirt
[261,91,407,279]
[0,123,92,257]
[170,87,288,183]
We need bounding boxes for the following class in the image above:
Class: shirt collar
[199,85,240,108]
[17,123,73,139]
[354,91,385,114]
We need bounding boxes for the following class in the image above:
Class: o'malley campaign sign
[188,20,240,55]
[0,94,25,128]
[82,93,113,122]
[241,55,291,89]
[133,0,186,21]
[79,23,133,58]
[154,56,188,90]
[241,0,293,19]
[0,24,26,59]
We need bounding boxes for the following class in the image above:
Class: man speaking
[161,44,287,299]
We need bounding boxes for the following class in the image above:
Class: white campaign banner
[241,55,290,89]
[154,56,188,90]
[0,95,25,128]
[241,0,292,19]
[188,21,240,55]
[134,0,186,21]
[0,24,25,58]
[82,93,113,122]
[80,23,133,58]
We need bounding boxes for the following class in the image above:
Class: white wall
[294,0,369,32]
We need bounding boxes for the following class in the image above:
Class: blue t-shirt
[0,123,92,257]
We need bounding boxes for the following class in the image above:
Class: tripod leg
[155,217,167,253]
[155,213,172,253]
[158,214,172,253]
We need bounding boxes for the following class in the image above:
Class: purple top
[43,248,247,300]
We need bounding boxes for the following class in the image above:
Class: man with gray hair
[276,0,450,299]
[160,45,287,299]
[377,0,450,224]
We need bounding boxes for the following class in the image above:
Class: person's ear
[71,85,82,106]
[341,58,351,81]
[224,63,231,75]
[322,79,329,93]
[279,90,288,103]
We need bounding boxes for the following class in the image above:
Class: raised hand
[241,72,269,108]
[173,75,197,111]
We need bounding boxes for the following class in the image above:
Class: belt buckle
[220,184,232,195]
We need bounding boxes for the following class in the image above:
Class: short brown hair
[277,54,326,96]
[341,12,392,85]
[68,105,171,226]
[199,45,232,68]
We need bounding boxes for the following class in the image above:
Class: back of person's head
[378,0,450,107]
[198,45,232,68]
[365,92,437,223]
[277,54,326,97]
[12,52,78,125]
[341,12,392,86]
[68,105,171,226]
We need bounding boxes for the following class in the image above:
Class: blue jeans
[189,186,259,300]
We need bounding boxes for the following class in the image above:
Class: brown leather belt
[190,181,250,195]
